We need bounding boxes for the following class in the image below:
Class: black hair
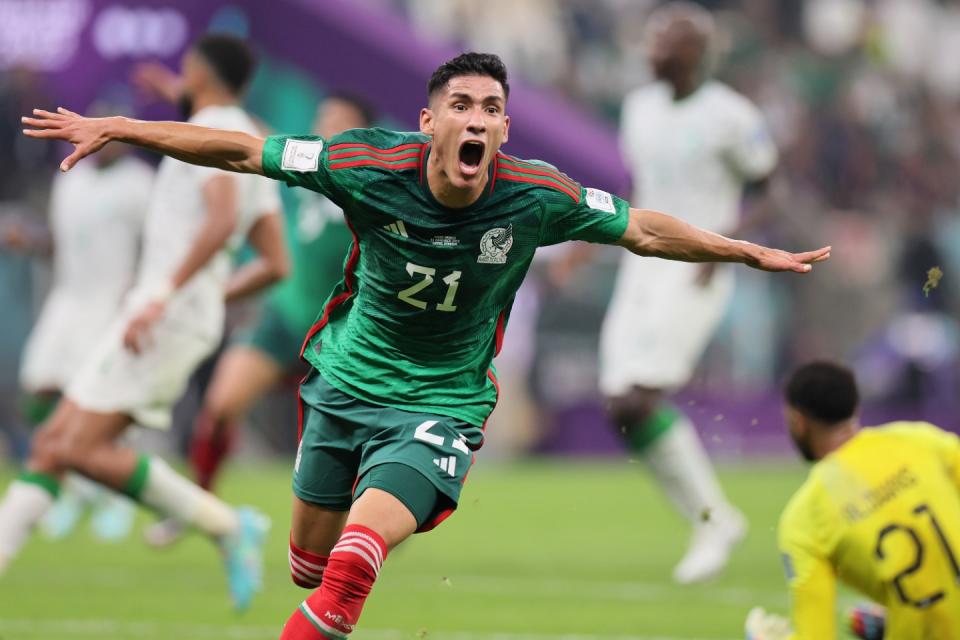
[325,90,377,127]
[192,34,256,96]
[785,361,860,425]
[427,52,510,100]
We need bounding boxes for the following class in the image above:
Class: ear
[420,107,434,136]
[502,114,510,145]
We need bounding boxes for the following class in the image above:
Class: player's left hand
[22,107,116,172]
[745,606,792,640]
[744,244,831,274]
[123,300,167,355]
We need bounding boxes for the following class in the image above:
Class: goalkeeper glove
[745,606,793,640]
[848,603,885,640]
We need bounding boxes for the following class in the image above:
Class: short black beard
[177,94,194,120]
[791,432,818,462]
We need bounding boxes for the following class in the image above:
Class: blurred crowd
[377,0,960,409]
[3,0,960,457]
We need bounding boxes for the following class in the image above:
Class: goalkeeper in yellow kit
[747,361,960,640]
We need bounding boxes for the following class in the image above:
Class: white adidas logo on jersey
[383,220,409,238]
[433,455,457,477]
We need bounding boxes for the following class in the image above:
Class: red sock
[289,536,328,589]
[188,411,236,491]
[280,524,387,639]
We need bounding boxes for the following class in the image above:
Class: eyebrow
[448,92,504,104]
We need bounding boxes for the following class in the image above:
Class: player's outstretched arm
[22,107,265,175]
[617,207,830,273]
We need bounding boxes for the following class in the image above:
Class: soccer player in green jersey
[22,52,829,637]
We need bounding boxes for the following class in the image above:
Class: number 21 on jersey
[398,262,461,312]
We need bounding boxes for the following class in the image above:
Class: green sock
[17,471,60,499]
[625,406,679,452]
[19,393,59,428]
[121,455,151,501]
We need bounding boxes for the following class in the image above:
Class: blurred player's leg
[601,259,744,584]
[0,401,266,608]
[192,346,283,491]
[146,345,284,548]
[608,386,745,584]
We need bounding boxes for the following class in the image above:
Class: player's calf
[280,524,387,639]
[289,536,329,589]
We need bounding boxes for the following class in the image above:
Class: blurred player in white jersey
[600,2,778,584]
[0,34,288,611]
[12,105,154,542]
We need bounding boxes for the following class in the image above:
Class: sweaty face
[645,15,706,81]
[785,406,818,462]
[313,98,368,138]
[420,75,509,191]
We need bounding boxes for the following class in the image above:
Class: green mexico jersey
[269,189,354,332]
[262,128,630,426]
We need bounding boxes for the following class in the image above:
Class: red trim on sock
[289,535,329,589]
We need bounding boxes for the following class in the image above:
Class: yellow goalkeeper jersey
[779,422,960,640]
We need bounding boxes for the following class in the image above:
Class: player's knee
[28,429,67,474]
[606,387,662,430]
[288,537,328,590]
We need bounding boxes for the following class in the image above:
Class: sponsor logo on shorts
[477,225,513,264]
[294,441,303,474]
[433,455,457,476]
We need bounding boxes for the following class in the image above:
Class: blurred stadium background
[1,0,958,638]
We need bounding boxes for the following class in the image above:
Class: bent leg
[191,346,284,491]
[281,488,420,640]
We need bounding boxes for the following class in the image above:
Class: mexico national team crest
[477,225,514,264]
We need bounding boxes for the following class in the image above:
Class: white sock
[0,480,57,572]
[63,473,101,504]
[643,415,736,525]
[138,456,239,538]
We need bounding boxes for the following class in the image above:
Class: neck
[668,74,701,101]
[190,87,238,116]
[426,150,487,208]
[814,419,859,459]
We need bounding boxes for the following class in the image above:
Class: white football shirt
[137,104,281,294]
[620,80,777,233]
[49,156,153,299]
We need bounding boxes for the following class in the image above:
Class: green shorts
[235,303,308,373]
[293,369,484,532]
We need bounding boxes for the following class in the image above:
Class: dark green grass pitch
[0,460,846,639]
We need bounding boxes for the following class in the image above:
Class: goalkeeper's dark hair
[428,52,510,100]
[192,34,256,96]
[785,361,859,425]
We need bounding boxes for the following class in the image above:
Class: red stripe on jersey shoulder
[328,142,423,154]
[499,154,578,191]
[299,220,361,359]
[328,149,421,162]
[496,171,580,202]
[329,159,419,171]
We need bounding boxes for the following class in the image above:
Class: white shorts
[19,289,124,392]
[66,285,223,430]
[598,255,734,396]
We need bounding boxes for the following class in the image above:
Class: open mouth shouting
[458,140,486,178]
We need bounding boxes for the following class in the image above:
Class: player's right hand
[22,107,115,172]
[132,62,183,105]
[745,607,792,640]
